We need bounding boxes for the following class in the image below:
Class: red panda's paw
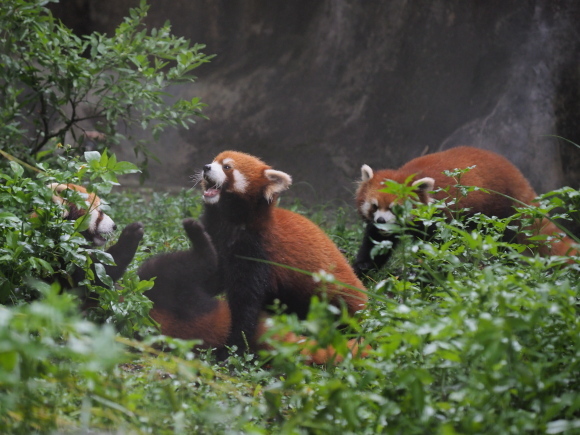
[182,218,205,234]
[116,222,144,248]
[352,260,373,278]
[182,218,214,249]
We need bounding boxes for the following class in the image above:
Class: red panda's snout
[201,157,248,204]
[369,202,397,225]
[202,161,227,204]
[87,209,116,246]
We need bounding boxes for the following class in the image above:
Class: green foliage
[0,281,127,434]
[0,0,211,179]
[0,149,137,302]
[1,152,580,433]
[0,148,158,342]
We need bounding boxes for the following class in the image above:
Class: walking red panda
[354,146,578,276]
[140,218,367,364]
[199,151,367,357]
[45,183,144,291]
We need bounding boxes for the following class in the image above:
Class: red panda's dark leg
[353,222,399,277]
[102,222,144,282]
[212,242,272,359]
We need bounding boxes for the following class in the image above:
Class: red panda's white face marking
[356,165,435,224]
[372,204,397,225]
[202,151,292,204]
[202,161,227,204]
[48,183,116,246]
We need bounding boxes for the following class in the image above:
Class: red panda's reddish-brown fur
[139,219,367,364]
[353,146,577,275]
[150,301,232,349]
[153,302,366,364]
[263,208,367,315]
[255,318,369,364]
[152,299,367,364]
[200,151,367,357]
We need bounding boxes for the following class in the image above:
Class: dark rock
[49,1,580,204]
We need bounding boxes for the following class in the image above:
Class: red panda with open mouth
[353,146,578,276]
[48,183,117,247]
[200,151,367,358]
[139,217,368,364]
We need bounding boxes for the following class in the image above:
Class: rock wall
[49,0,580,204]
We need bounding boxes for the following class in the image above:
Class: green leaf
[113,161,140,174]
[9,161,24,178]
[94,263,114,288]
[84,151,102,165]
[74,215,90,233]
[0,351,19,373]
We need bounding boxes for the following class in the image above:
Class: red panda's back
[400,146,538,217]
[265,208,367,315]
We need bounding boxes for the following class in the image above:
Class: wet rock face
[50,1,580,203]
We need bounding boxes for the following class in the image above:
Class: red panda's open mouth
[93,234,107,246]
[203,185,221,198]
[85,232,108,247]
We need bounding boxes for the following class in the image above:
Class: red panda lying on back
[200,151,367,357]
[47,183,144,291]
[139,218,366,364]
[138,218,229,348]
[354,146,577,276]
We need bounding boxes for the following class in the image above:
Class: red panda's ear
[264,169,292,202]
[412,177,435,203]
[361,164,374,182]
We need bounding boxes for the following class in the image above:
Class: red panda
[138,218,230,348]
[46,183,144,290]
[139,218,367,364]
[48,183,117,247]
[199,151,367,357]
[354,146,578,276]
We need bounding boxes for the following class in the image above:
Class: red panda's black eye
[371,204,379,212]
[223,164,231,170]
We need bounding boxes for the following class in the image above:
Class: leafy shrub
[0,281,127,434]
[1,3,579,430]
[1,161,580,433]
[0,0,211,178]
[0,149,156,331]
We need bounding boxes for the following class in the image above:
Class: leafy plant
[0,281,127,434]
[0,149,157,336]
[1,163,580,433]
[0,0,212,179]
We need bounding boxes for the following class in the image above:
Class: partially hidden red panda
[139,218,367,364]
[199,151,368,358]
[354,146,578,276]
[46,183,144,292]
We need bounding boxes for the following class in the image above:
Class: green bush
[0,0,211,179]
[1,1,579,433]
[1,161,579,433]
